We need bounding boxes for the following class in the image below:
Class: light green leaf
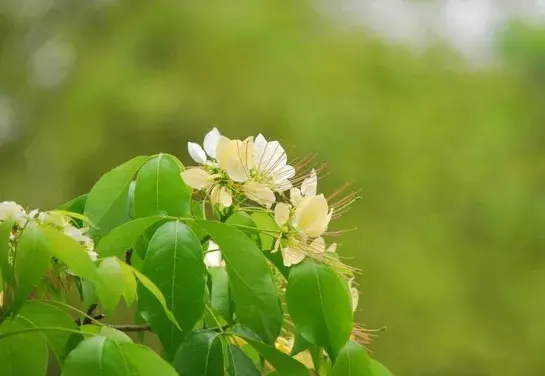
[226,344,261,376]
[18,300,80,363]
[58,193,88,213]
[250,212,279,250]
[133,154,191,218]
[173,330,224,376]
[96,216,169,257]
[0,220,14,285]
[0,318,49,376]
[370,359,395,376]
[80,325,133,343]
[208,266,232,323]
[329,341,373,376]
[95,258,134,314]
[138,221,206,358]
[84,156,150,237]
[233,331,310,376]
[120,342,178,376]
[198,220,282,344]
[13,221,51,312]
[286,260,353,359]
[226,212,262,246]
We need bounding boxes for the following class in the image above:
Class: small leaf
[133,154,191,218]
[250,212,279,250]
[370,359,395,376]
[96,216,169,257]
[0,318,49,376]
[173,330,224,376]
[13,221,51,312]
[226,212,261,246]
[329,341,373,376]
[226,344,261,376]
[233,331,310,376]
[80,325,133,343]
[120,343,178,376]
[198,220,282,344]
[58,193,88,213]
[84,156,150,237]
[138,221,206,358]
[286,260,353,359]
[208,266,232,323]
[0,220,14,285]
[95,258,128,314]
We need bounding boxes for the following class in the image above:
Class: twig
[81,303,98,325]
[110,324,151,332]
[125,249,133,265]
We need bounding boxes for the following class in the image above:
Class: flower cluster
[0,201,97,261]
[182,128,358,272]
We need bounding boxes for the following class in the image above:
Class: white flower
[349,278,359,312]
[252,134,295,192]
[290,169,316,206]
[292,194,333,238]
[274,202,291,227]
[187,127,221,164]
[181,167,216,190]
[204,240,223,267]
[216,136,253,182]
[188,142,207,164]
[210,185,233,208]
[243,181,275,208]
[0,201,27,227]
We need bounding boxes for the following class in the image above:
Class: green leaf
[370,359,395,376]
[208,266,232,323]
[39,223,99,283]
[84,156,150,237]
[250,212,279,250]
[0,220,14,285]
[198,220,282,344]
[13,221,51,312]
[226,344,261,376]
[63,336,179,376]
[80,325,133,343]
[286,260,353,359]
[138,221,206,358]
[18,301,80,363]
[329,341,373,376]
[58,193,88,213]
[0,318,49,376]
[291,331,313,356]
[95,257,136,314]
[97,216,169,257]
[233,331,310,376]
[133,154,191,218]
[226,212,261,246]
[173,330,224,376]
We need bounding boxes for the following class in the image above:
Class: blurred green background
[1,1,545,374]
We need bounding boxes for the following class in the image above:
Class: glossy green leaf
[39,224,99,283]
[13,221,51,311]
[370,359,395,376]
[0,318,49,376]
[95,257,136,314]
[250,212,279,250]
[18,301,79,363]
[58,193,88,213]
[63,336,179,376]
[286,260,353,359]
[291,331,313,356]
[198,220,282,344]
[133,154,191,218]
[226,344,261,376]
[84,156,149,237]
[226,212,262,246]
[80,325,133,343]
[138,221,206,358]
[329,341,373,376]
[208,266,232,323]
[173,330,224,376]
[0,220,14,285]
[233,332,310,376]
[133,222,163,260]
[96,216,168,257]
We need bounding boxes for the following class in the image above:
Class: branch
[125,249,133,265]
[109,324,151,332]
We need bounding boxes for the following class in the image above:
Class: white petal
[0,201,26,223]
[204,127,221,159]
[293,194,330,238]
[204,250,222,267]
[181,168,214,190]
[282,247,306,267]
[218,187,233,207]
[244,181,276,208]
[349,279,359,311]
[216,137,252,182]
[290,188,302,206]
[310,237,326,254]
[301,169,317,197]
[326,243,337,253]
[207,240,220,251]
[187,142,207,164]
[274,203,291,227]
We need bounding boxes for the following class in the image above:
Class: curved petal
[203,127,221,158]
[181,167,214,190]
[216,137,252,182]
[309,236,326,254]
[274,203,291,227]
[326,242,337,253]
[187,142,207,164]
[301,169,317,197]
[281,247,306,267]
[204,250,222,268]
[304,208,333,238]
[290,188,302,206]
[293,194,329,237]
[244,181,276,208]
[211,185,233,208]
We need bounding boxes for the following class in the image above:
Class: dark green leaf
[97,216,168,257]
[250,212,279,250]
[329,341,373,376]
[286,260,353,359]
[226,344,261,376]
[208,266,232,323]
[291,331,313,356]
[84,156,149,237]
[13,221,51,311]
[173,330,224,376]
[133,154,191,218]
[0,318,49,376]
[18,300,79,363]
[0,220,14,285]
[370,359,395,376]
[198,220,282,344]
[233,332,310,376]
[138,221,206,358]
